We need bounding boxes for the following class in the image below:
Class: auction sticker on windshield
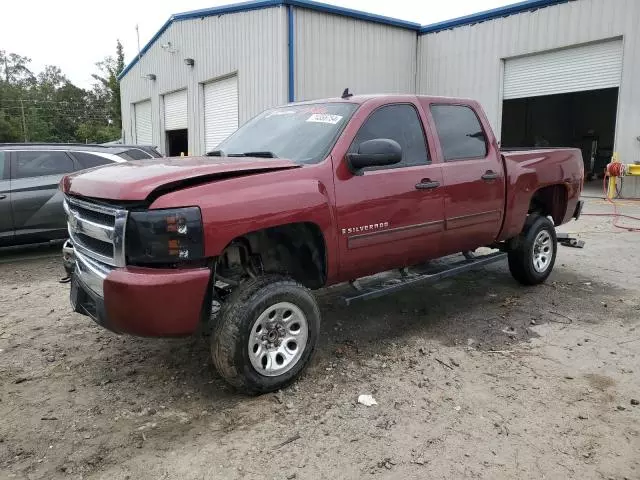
[306,113,343,125]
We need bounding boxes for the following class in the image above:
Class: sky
[1,0,515,88]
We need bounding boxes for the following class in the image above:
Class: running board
[341,251,507,306]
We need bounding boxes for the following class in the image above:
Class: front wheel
[211,275,320,394]
[508,216,557,285]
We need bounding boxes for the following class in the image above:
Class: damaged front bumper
[69,250,211,337]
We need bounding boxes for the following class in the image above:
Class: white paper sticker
[306,113,343,125]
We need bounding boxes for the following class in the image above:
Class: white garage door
[134,100,152,145]
[164,89,188,130]
[504,40,623,100]
[204,75,239,152]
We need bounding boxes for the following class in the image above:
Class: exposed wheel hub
[262,322,286,347]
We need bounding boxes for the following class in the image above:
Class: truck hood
[63,156,301,201]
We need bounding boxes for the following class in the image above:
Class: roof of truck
[287,94,477,105]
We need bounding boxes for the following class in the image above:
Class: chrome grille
[64,195,128,268]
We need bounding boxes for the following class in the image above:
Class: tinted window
[72,152,112,169]
[123,148,152,160]
[350,104,429,168]
[116,152,135,161]
[13,151,75,179]
[430,105,488,161]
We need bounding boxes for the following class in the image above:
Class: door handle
[481,170,499,181]
[0,194,6,200]
[415,180,440,190]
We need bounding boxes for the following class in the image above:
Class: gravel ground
[1,192,639,480]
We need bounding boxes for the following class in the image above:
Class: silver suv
[0,144,161,247]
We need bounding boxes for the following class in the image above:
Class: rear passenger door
[10,150,76,237]
[429,104,505,254]
[0,151,13,241]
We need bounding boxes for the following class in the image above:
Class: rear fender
[498,149,582,240]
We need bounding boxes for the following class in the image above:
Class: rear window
[123,148,152,160]
[72,152,112,169]
[430,105,488,161]
[116,152,135,161]
[13,151,75,179]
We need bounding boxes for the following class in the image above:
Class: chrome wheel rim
[248,302,309,377]
[532,230,553,273]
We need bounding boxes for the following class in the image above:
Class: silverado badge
[342,222,390,235]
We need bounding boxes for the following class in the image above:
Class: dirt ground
[1,190,639,480]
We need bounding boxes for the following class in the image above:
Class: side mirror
[346,138,402,174]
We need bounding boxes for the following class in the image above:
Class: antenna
[136,24,141,63]
[341,88,353,99]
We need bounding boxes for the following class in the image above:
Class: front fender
[149,175,336,275]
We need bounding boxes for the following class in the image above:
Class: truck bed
[498,147,583,241]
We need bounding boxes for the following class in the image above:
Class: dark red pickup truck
[62,94,583,393]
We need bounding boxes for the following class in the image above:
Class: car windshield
[216,103,358,164]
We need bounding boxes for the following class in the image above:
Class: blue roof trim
[118,0,420,80]
[419,0,571,35]
[172,0,281,21]
[118,0,571,80]
[285,0,421,30]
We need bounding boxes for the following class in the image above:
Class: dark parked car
[0,143,160,247]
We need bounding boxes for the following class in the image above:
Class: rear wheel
[211,275,320,394]
[508,216,557,285]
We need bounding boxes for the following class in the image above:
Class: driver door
[332,101,445,282]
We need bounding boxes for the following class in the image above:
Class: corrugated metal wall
[120,6,288,155]
[417,0,640,163]
[293,7,417,101]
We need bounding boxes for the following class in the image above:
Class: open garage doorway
[500,40,623,180]
[501,88,618,179]
[166,129,188,157]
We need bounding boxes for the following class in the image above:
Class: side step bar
[341,251,507,306]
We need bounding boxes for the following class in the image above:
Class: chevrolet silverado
[61,94,584,393]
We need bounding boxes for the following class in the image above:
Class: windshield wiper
[205,150,224,156]
[228,151,278,158]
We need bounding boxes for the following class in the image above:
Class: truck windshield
[216,103,358,164]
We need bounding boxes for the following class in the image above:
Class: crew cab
[61,95,584,394]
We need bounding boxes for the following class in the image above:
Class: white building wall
[120,6,288,155]
[417,0,640,163]
[293,8,417,101]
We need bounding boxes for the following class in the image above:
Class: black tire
[508,216,557,286]
[211,275,320,394]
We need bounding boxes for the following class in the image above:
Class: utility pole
[20,99,27,142]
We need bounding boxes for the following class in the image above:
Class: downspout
[287,4,295,102]
[414,30,420,94]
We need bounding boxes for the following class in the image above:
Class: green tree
[0,43,123,143]
[0,50,35,85]
[91,40,125,131]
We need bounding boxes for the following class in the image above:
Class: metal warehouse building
[120,0,640,177]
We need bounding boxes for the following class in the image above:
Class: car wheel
[508,216,557,286]
[211,275,320,394]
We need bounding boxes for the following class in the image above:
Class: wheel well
[528,185,567,226]
[217,223,327,289]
